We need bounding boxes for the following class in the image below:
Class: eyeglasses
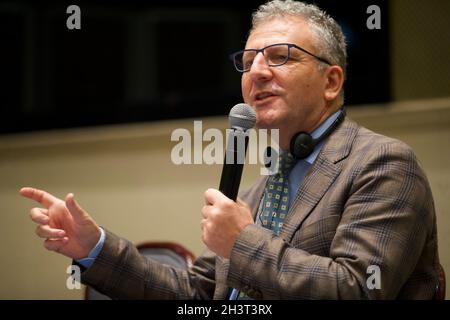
[229,42,332,73]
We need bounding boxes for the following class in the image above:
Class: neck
[280,108,338,150]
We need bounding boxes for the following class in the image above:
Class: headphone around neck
[289,109,346,159]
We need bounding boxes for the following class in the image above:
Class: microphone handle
[219,131,249,201]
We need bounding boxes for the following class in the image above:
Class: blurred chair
[85,241,195,300]
[434,263,446,300]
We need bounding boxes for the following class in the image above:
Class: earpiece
[290,109,346,159]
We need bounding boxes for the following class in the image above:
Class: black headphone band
[290,108,346,159]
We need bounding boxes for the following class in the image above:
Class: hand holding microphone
[201,104,256,258]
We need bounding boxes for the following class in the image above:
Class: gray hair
[251,0,347,104]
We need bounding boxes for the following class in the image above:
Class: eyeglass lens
[236,44,290,71]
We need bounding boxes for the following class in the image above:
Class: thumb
[204,188,228,205]
[204,188,218,205]
[65,193,88,221]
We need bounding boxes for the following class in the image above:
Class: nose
[248,52,273,82]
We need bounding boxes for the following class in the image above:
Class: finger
[29,208,50,225]
[201,205,210,219]
[44,237,68,253]
[204,189,213,205]
[200,218,206,231]
[204,188,226,205]
[65,193,87,222]
[36,225,66,239]
[20,187,60,208]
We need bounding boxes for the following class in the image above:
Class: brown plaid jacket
[80,118,440,299]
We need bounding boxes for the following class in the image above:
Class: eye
[271,54,288,64]
[243,57,254,69]
[265,45,290,65]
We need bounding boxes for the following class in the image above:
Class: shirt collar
[304,110,342,164]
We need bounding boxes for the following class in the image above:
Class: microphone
[219,103,257,201]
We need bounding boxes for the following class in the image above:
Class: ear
[323,65,344,102]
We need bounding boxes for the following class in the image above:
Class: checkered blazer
[80,118,440,299]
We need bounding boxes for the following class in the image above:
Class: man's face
[242,17,330,146]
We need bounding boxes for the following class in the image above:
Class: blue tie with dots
[233,151,296,300]
[258,151,296,234]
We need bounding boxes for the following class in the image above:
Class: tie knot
[278,151,296,176]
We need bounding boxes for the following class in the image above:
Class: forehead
[246,16,314,49]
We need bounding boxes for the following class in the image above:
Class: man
[21,0,439,299]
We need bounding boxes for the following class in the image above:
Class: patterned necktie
[258,151,296,235]
[232,151,296,300]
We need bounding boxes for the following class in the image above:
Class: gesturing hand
[201,188,253,259]
[20,187,101,260]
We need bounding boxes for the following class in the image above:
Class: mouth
[253,92,277,104]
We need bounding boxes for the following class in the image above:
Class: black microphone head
[229,103,256,131]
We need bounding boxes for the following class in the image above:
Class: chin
[254,109,283,130]
[255,118,280,130]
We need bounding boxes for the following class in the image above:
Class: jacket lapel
[280,118,359,242]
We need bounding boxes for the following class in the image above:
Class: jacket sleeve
[79,229,216,299]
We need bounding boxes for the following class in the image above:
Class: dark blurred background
[0,0,390,134]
